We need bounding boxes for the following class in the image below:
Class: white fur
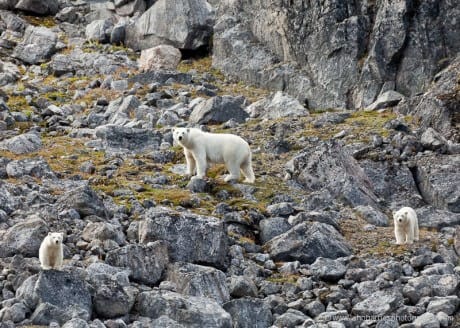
[39,232,64,270]
[172,127,255,183]
[393,207,419,245]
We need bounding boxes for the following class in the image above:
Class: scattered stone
[139,45,182,71]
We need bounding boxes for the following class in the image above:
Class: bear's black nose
[398,218,402,222]
[178,136,182,140]
[55,240,59,244]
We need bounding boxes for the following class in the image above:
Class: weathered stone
[273,309,310,328]
[135,290,232,327]
[116,0,145,16]
[352,290,404,317]
[259,217,291,244]
[85,19,114,44]
[413,312,440,328]
[13,26,57,64]
[354,205,389,227]
[223,298,273,328]
[166,262,229,304]
[403,274,459,304]
[190,96,249,124]
[421,128,448,151]
[426,296,460,316]
[415,154,460,213]
[29,270,92,325]
[106,241,169,285]
[415,207,460,229]
[245,91,309,119]
[6,157,55,179]
[139,207,228,269]
[228,275,258,298]
[0,216,48,257]
[56,185,108,219]
[82,222,125,245]
[0,132,42,154]
[367,90,404,110]
[266,222,352,264]
[139,45,182,71]
[285,140,379,208]
[15,0,58,15]
[125,0,213,51]
[310,257,347,282]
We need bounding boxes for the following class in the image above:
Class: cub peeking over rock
[172,127,255,183]
[393,207,419,245]
[39,232,64,270]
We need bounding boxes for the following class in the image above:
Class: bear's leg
[414,217,419,242]
[406,225,414,244]
[241,159,255,183]
[394,226,405,245]
[55,251,63,270]
[194,151,207,179]
[184,149,196,176]
[224,161,241,182]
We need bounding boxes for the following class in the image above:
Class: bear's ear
[59,232,64,237]
[186,128,190,133]
[48,232,52,236]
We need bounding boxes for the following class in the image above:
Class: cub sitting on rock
[172,127,255,183]
[393,207,419,245]
[39,232,64,270]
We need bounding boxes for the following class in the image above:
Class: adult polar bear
[393,207,419,244]
[173,127,255,183]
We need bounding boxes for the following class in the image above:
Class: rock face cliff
[213,0,460,109]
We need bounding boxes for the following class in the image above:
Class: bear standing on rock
[39,232,64,270]
[393,207,419,245]
[172,127,255,183]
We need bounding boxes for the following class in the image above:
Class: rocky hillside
[0,0,459,327]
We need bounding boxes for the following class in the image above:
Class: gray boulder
[352,290,404,317]
[415,154,460,212]
[0,216,48,257]
[245,91,309,119]
[0,60,21,86]
[135,290,232,327]
[116,0,145,16]
[354,205,389,227]
[265,222,352,264]
[189,96,249,124]
[0,132,42,154]
[13,26,58,64]
[413,312,440,328]
[285,140,379,208]
[85,19,114,44]
[56,185,108,219]
[426,296,460,316]
[29,270,92,325]
[403,274,459,304]
[15,0,58,15]
[366,90,404,110]
[228,276,258,298]
[95,124,163,154]
[310,257,347,282]
[421,128,448,151]
[6,158,56,179]
[106,241,169,285]
[139,207,228,269]
[62,318,89,328]
[415,206,460,229]
[223,298,273,328]
[166,262,229,304]
[125,0,213,51]
[81,222,126,246]
[259,217,291,244]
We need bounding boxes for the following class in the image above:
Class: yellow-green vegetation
[267,274,300,284]
[21,15,56,28]
[177,56,269,102]
[6,95,31,112]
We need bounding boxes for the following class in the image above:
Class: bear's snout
[178,136,182,140]
[55,240,59,244]
[398,218,402,222]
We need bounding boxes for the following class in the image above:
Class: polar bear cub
[172,127,255,183]
[393,207,419,245]
[39,232,64,270]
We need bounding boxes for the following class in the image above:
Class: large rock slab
[135,290,232,327]
[415,154,460,212]
[285,140,379,207]
[0,132,42,154]
[95,124,163,154]
[403,274,459,304]
[13,26,58,64]
[245,91,309,119]
[189,95,249,124]
[106,241,169,285]
[223,298,273,328]
[352,290,404,317]
[139,207,229,269]
[56,185,108,219]
[0,216,48,257]
[139,45,182,71]
[125,0,213,51]
[28,270,92,325]
[265,222,352,264]
[6,158,56,179]
[166,262,229,304]
[15,0,58,15]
